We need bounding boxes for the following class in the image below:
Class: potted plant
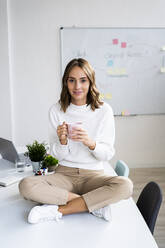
[42,155,58,172]
[26,140,47,172]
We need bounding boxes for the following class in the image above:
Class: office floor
[129,167,165,248]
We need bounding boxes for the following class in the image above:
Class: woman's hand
[71,127,96,150]
[57,121,68,145]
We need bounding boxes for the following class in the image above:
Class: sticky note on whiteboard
[160,67,165,73]
[107,60,113,67]
[113,39,118,45]
[121,42,127,48]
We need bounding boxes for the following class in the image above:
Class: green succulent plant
[26,140,47,162]
[42,155,58,168]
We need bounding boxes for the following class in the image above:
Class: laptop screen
[0,138,20,163]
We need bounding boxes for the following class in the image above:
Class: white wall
[0,0,12,139]
[2,0,165,168]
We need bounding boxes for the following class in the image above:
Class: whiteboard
[60,27,165,115]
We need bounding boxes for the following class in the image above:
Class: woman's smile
[73,91,83,95]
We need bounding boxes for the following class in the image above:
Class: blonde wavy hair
[59,58,103,112]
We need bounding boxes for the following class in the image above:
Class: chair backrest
[115,160,129,177]
[137,181,163,234]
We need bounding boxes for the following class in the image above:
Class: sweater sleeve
[48,105,70,161]
[88,105,115,161]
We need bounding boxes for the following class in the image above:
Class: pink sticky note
[113,39,118,45]
[121,42,127,48]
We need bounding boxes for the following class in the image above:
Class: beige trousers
[19,165,133,212]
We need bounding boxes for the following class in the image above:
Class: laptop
[0,137,20,163]
[0,138,29,186]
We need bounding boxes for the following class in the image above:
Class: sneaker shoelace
[39,215,61,222]
[93,209,102,217]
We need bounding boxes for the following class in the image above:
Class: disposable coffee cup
[67,122,83,139]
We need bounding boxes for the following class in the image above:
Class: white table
[0,161,158,248]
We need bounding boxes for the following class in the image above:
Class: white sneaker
[28,204,62,224]
[92,205,111,221]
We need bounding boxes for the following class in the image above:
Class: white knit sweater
[49,101,115,170]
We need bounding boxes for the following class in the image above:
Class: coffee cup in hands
[68,122,83,139]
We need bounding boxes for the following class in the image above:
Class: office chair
[137,181,163,234]
[115,160,129,177]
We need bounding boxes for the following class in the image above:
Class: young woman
[19,58,133,224]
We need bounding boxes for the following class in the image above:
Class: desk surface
[0,161,158,248]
